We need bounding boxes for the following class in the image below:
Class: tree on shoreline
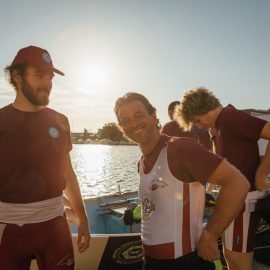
[72,122,131,143]
[97,122,126,142]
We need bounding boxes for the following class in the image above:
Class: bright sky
[0,0,269,132]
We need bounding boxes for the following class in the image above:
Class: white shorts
[223,191,267,253]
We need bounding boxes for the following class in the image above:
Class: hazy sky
[1,0,269,132]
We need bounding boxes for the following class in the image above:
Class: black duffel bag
[261,193,270,225]
[254,220,270,267]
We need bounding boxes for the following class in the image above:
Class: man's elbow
[223,169,250,195]
[239,175,250,194]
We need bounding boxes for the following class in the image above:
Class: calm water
[70,144,141,198]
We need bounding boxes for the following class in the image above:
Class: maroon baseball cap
[10,45,64,76]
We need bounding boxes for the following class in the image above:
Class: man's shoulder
[161,120,189,137]
[163,121,174,127]
[162,121,175,132]
[163,120,179,128]
[167,136,196,150]
[0,104,13,122]
[222,104,260,122]
[43,108,70,130]
[217,104,242,124]
[0,104,12,113]
[223,104,246,116]
[44,107,68,120]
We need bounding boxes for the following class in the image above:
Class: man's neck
[13,95,42,112]
[140,131,161,156]
[211,106,223,127]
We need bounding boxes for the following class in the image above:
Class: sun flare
[81,64,110,88]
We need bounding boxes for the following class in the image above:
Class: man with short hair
[168,100,180,120]
[114,92,250,270]
[0,45,90,270]
[177,87,270,270]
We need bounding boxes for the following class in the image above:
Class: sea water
[70,144,141,198]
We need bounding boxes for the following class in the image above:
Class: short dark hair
[114,92,157,124]
[4,63,27,91]
[168,101,180,112]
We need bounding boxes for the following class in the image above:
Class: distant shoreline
[72,139,136,146]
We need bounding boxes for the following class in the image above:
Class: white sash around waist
[0,196,64,226]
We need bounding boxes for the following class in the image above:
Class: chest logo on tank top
[142,194,155,221]
[149,178,168,191]
[48,127,60,138]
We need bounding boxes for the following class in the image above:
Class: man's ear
[168,109,174,120]
[151,111,157,120]
[151,112,161,129]
[151,112,159,125]
[12,70,22,85]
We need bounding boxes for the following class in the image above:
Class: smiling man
[177,87,270,270]
[0,46,90,270]
[114,92,250,270]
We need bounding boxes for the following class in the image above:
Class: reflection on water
[70,144,141,198]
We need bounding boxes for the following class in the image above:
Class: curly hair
[177,87,221,131]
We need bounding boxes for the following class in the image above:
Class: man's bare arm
[197,159,250,261]
[64,153,90,253]
[256,122,270,190]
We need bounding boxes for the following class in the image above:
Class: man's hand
[255,170,270,190]
[255,177,269,191]
[77,219,90,253]
[197,229,220,261]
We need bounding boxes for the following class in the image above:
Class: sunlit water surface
[70,144,141,198]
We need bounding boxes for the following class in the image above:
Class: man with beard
[0,45,90,270]
[114,92,250,270]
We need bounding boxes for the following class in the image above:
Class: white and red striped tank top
[139,145,205,259]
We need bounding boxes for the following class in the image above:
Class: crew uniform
[215,104,267,252]
[0,104,74,269]
[139,134,223,270]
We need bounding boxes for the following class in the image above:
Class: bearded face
[17,66,53,106]
[21,75,50,106]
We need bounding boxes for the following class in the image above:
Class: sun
[81,64,110,88]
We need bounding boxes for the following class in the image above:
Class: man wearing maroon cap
[0,46,90,269]
[177,87,270,270]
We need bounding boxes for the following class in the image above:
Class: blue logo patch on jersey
[48,127,59,138]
